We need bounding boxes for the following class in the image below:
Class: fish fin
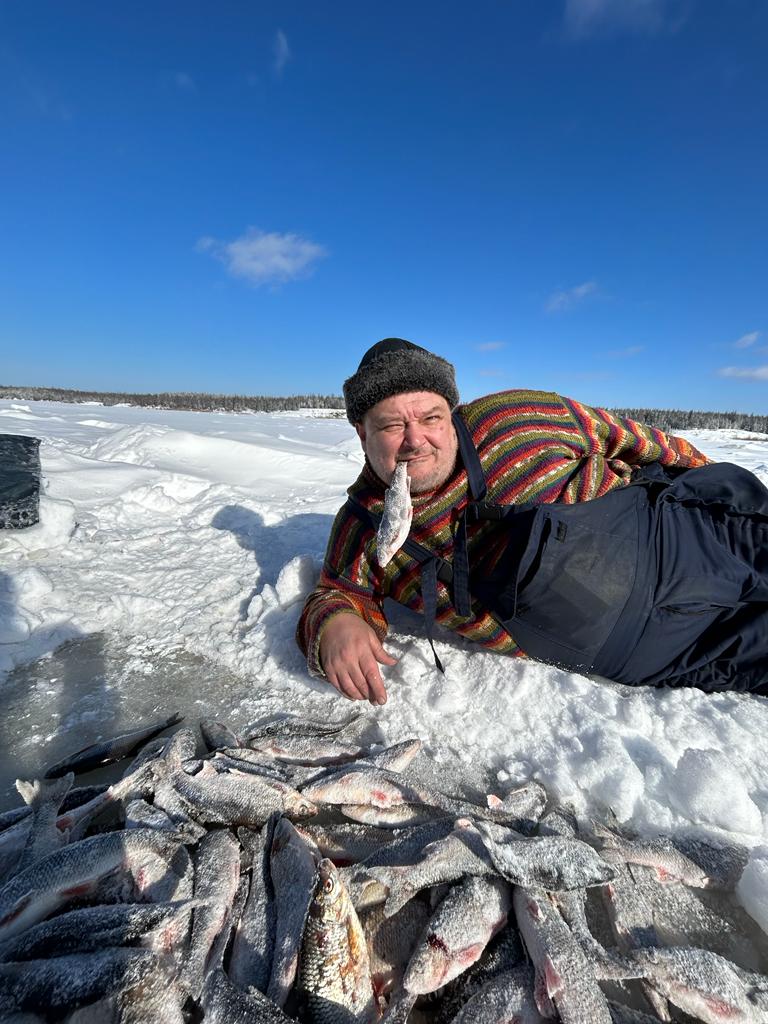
[458,942,485,966]
[543,956,563,1000]
[15,778,40,806]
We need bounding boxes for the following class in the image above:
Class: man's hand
[319,613,397,705]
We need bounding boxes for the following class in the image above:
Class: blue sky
[2,1,767,412]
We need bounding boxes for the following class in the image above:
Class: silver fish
[362,899,431,999]
[295,822,397,866]
[229,819,278,994]
[594,822,750,890]
[0,948,157,1016]
[0,900,195,963]
[247,710,363,742]
[202,967,295,1023]
[471,819,615,891]
[403,875,512,995]
[513,887,613,1023]
[369,821,496,917]
[43,713,184,778]
[171,761,317,827]
[247,735,370,766]
[181,829,241,999]
[447,962,543,1024]
[13,774,73,875]
[376,461,412,567]
[614,945,768,1024]
[267,817,320,1007]
[298,858,378,1023]
[0,828,184,941]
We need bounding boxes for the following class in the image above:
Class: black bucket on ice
[0,434,41,529]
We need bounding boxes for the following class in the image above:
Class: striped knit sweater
[297,390,709,676]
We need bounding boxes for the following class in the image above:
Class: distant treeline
[610,408,768,434]
[1,386,766,433]
[0,385,346,415]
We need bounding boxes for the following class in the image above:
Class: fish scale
[376,461,412,567]
[298,858,378,1024]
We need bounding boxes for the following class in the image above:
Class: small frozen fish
[298,858,378,1023]
[594,822,749,891]
[513,887,613,1023]
[471,819,615,892]
[615,945,768,1024]
[403,875,512,995]
[267,818,320,1007]
[43,713,184,778]
[376,462,412,567]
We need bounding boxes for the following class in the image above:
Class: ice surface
[1,400,768,930]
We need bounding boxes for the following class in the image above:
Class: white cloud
[197,228,327,287]
[475,342,507,352]
[563,0,688,37]
[273,30,291,76]
[733,331,760,349]
[545,280,597,313]
[174,72,196,92]
[717,366,768,381]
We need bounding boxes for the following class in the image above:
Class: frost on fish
[376,462,412,567]
[403,875,512,995]
[472,819,616,892]
[617,946,768,1024]
[513,887,614,1024]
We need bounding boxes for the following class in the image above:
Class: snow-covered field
[2,399,768,929]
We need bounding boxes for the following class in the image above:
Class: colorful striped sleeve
[296,503,388,678]
[561,398,711,471]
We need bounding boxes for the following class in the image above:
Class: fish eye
[323,877,334,893]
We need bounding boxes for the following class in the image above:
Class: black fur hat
[343,338,459,424]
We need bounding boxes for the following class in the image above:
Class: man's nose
[401,422,426,451]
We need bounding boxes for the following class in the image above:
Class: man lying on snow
[297,338,768,703]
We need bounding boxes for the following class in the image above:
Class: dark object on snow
[0,434,41,530]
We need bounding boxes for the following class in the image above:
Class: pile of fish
[1,709,767,1023]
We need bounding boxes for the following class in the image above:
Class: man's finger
[372,636,398,666]
[362,662,388,706]
[346,664,376,703]
[327,669,366,702]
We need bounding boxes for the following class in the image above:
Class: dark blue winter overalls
[350,411,768,695]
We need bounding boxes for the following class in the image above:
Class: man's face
[356,391,458,494]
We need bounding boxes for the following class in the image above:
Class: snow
[2,400,768,928]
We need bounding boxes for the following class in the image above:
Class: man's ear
[355,421,366,448]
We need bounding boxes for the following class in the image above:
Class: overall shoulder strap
[451,409,488,615]
[452,410,487,500]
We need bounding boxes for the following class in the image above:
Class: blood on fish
[60,882,95,897]
[371,789,391,806]
[0,894,31,927]
[427,934,449,955]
